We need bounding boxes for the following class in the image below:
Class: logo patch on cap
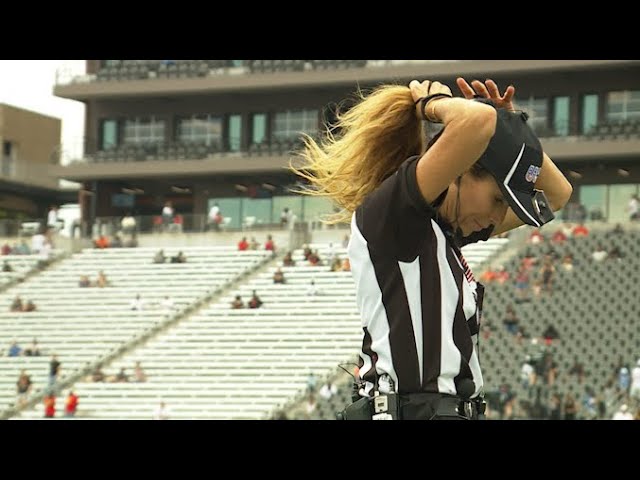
[525,165,541,183]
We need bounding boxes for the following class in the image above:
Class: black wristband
[414,93,453,122]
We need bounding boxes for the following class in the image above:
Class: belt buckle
[463,401,474,419]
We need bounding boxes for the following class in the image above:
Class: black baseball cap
[475,98,555,228]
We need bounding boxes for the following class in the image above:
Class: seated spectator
[134,361,147,382]
[528,229,544,244]
[514,266,530,303]
[94,235,110,249]
[569,359,586,384]
[551,228,568,244]
[248,290,263,309]
[153,249,166,264]
[111,233,123,248]
[592,244,608,262]
[43,393,56,418]
[542,324,560,345]
[238,237,249,251]
[342,257,351,272]
[130,294,144,311]
[540,260,555,294]
[531,279,543,297]
[273,268,286,284]
[16,370,32,408]
[231,295,244,309]
[16,240,30,255]
[572,223,589,237]
[91,366,105,382]
[282,251,296,267]
[308,250,322,266]
[153,401,171,420]
[10,296,23,312]
[302,245,312,261]
[1,243,10,255]
[121,213,137,235]
[608,246,624,260]
[249,237,259,250]
[78,275,91,288]
[503,305,519,336]
[480,267,498,283]
[22,300,36,312]
[264,234,276,253]
[607,223,625,236]
[494,266,509,284]
[24,338,41,356]
[330,257,343,272]
[319,381,338,400]
[64,391,79,417]
[170,251,187,263]
[521,250,537,270]
[2,260,12,272]
[561,254,574,272]
[8,340,21,357]
[115,368,129,382]
[95,270,109,288]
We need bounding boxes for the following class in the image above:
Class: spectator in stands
[264,234,276,254]
[111,233,123,248]
[17,239,30,255]
[540,259,555,294]
[496,384,515,420]
[319,380,338,400]
[1,243,10,255]
[513,265,530,303]
[308,249,322,266]
[302,245,312,261]
[341,257,351,272]
[569,359,586,384]
[231,295,244,309]
[16,369,32,407]
[134,361,147,382]
[248,290,263,309]
[124,233,139,248]
[618,366,631,393]
[64,390,79,417]
[43,392,56,418]
[153,401,171,420]
[49,354,61,386]
[520,356,536,390]
[94,234,110,249]
[95,270,109,288]
[480,266,498,283]
[91,365,105,382]
[563,394,577,420]
[237,237,249,251]
[115,368,129,382]
[342,234,350,248]
[282,251,296,267]
[528,229,544,244]
[10,296,23,312]
[47,205,59,232]
[503,305,520,336]
[78,275,91,287]
[591,244,608,262]
[307,372,317,394]
[613,404,634,420]
[608,223,625,237]
[172,214,184,233]
[22,300,36,312]
[207,203,221,231]
[161,201,174,231]
[2,260,12,272]
[330,256,343,272]
[280,207,292,228]
[8,340,21,357]
[170,251,187,263]
[494,265,509,284]
[249,237,259,250]
[548,393,562,420]
[542,324,560,345]
[608,245,624,261]
[628,194,640,221]
[121,213,137,235]
[31,228,47,254]
[273,268,286,284]
[572,222,589,237]
[561,254,574,272]
[130,294,144,311]
[550,227,568,244]
[153,249,166,264]
[24,338,41,356]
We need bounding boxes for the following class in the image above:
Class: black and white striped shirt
[348,155,490,399]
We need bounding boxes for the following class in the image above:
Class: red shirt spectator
[95,235,110,249]
[65,391,79,417]
[265,235,275,252]
[238,237,249,251]
[480,268,498,283]
[1,243,10,255]
[44,394,56,418]
[528,230,544,244]
[551,229,567,244]
[573,224,589,237]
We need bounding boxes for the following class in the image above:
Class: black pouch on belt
[336,396,372,420]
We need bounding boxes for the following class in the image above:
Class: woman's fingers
[486,79,501,99]
[471,80,490,98]
[456,77,475,99]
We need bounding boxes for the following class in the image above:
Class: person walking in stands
[291,77,572,419]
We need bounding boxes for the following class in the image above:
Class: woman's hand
[456,77,516,112]
[409,80,452,120]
